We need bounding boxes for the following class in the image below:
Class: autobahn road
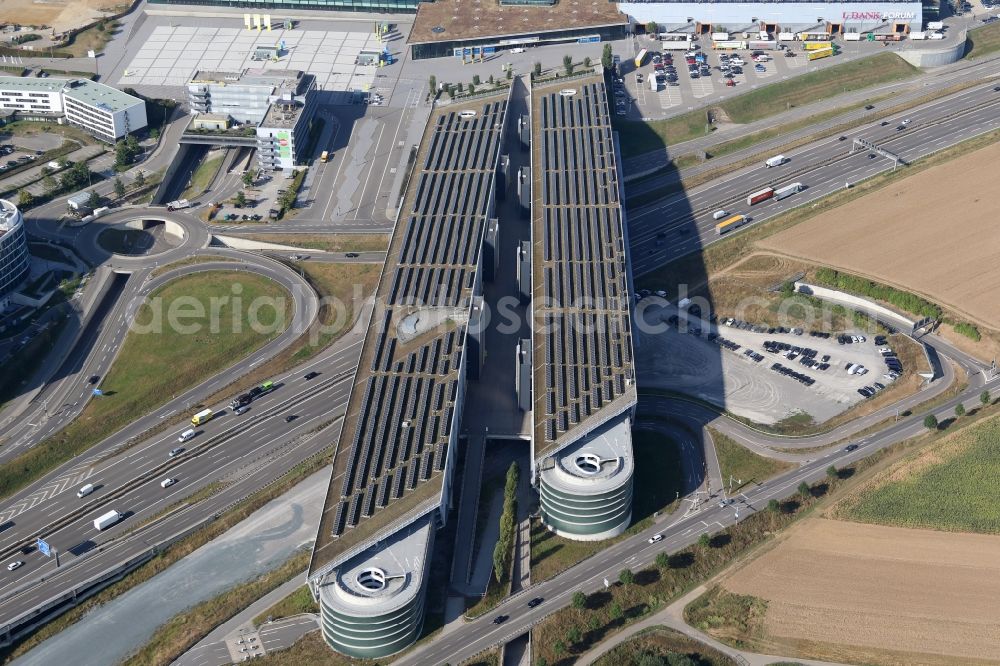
[0,251,318,463]
[0,335,361,623]
[0,327,360,559]
[395,361,1000,666]
[628,80,1000,276]
[624,52,1000,192]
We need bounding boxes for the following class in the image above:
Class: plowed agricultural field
[760,141,1000,329]
[722,518,1000,665]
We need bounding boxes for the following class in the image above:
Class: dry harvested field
[760,140,1000,330]
[0,0,121,34]
[720,518,1000,665]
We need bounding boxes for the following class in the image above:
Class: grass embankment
[966,19,1000,59]
[241,234,389,253]
[636,124,1000,292]
[0,271,290,501]
[613,53,917,159]
[684,586,768,649]
[720,53,916,124]
[0,454,330,664]
[836,411,1000,532]
[592,625,738,666]
[289,261,379,362]
[149,255,238,278]
[254,585,316,626]
[181,152,225,201]
[62,20,121,58]
[532,445,893,666]
[121,551,310,666]
[709,428,795,488]
[531,429,683,583]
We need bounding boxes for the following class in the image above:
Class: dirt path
[0,0,120,35]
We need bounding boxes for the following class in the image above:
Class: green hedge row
[492,461,520,582]
[813,267,941,319]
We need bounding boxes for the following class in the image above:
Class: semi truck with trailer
[166,199,191,211]
[634,48,648,68]
[230,393,252,410]
[807,48,835,61]
[774,183,803,200]
[716,214,749,235]
[747,187,775,205]
[94,510,123,530]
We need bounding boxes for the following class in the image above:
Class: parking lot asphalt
[635,300,911,425]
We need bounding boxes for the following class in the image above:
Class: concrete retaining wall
[795,282,915,332]
[212,234,312,252]
[898,31,967,67]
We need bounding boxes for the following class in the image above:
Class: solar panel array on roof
[532,81,635,454]
[324,100,507,542]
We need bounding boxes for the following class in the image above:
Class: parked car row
[770,362,816,386]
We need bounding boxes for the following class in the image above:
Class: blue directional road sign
[92,388,103,396]
[37,538,51,557]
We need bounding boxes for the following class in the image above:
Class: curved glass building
[539,416,634,540]
[0,199,29,307]
[316,516,433,659]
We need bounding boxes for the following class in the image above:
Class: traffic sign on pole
[37,538,52,557]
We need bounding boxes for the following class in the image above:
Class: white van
[712,210,728,220]
[764,155,787,168]
[77,483,95,498]
[160,478,177,488]
[178,429,196,443]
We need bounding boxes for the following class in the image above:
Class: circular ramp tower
[0,199,29,307]
[317,515,434,659]
[539,415,634,541]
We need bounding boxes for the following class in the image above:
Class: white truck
[926,21,944,30]
[764,155,787,168]
[166,199,191,211]
[649,76,659,92]
[774,182,804,200]
[94,510,123,530]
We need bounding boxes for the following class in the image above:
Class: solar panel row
[534,82,635,450]
[327,100,508,541]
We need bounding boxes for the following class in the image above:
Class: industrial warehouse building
[0,77,146,142]
[620,1,925,37]
[151,0,939,59]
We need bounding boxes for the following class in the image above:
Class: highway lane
[0,370,353,602]
[0,391,345,629]
[627,82,1000,276]
[0,335,362,564]
[0,251,319,463]
[625,54,1000,193]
